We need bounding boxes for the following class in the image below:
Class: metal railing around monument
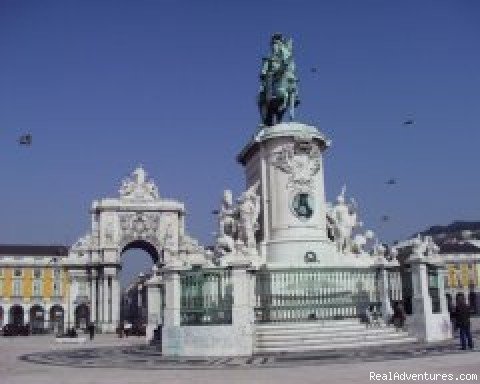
[254,268,381,323]
[180,268,233,326]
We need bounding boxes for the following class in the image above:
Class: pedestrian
[365,305,380,328]
[124,321,132,337]
[392,302,406,331]
[455,295,474,350]
[88,322,95,341]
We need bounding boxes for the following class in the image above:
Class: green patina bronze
[258,33,300,126]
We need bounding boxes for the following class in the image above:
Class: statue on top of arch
[119,166,159,201]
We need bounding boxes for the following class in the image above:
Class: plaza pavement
[1,334,479,384]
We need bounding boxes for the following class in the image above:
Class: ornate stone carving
[119,166,159,201]
[237,181,261,250]
[411,234,440,259]
[326,186,372,255]
[214,182,261,258]
[215,190,236,255]
[72,233,95,251]
[270,142,321,190]
[119,212,160,246]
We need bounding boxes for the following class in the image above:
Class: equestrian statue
[258,33,300,126]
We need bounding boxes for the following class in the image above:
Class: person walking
[455,295,474,350]
[88,322,95,341]
[392,302,406,331]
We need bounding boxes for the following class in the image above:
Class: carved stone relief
[270,141,321,191]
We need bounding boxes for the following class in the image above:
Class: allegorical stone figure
[237,182,261,250]
[258,33,300,126]
[329,186,360,253]
[216,189,236,254]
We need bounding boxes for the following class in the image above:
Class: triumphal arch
[63,167,204,332]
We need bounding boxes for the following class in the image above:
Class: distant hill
[420,221,480,238]
[414,221,480,254]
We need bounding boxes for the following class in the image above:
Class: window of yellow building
[14,268,22,277]
[33,268,42,279]
[13,280,22,296]
[33,280,42,297]
[53,281,61,296]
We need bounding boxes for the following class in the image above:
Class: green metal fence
[254,268,381,323]
[388,269,403,303]
[180,269,233,326]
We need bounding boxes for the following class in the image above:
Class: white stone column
[44,304,51,330]
[103,275,110,331]
[67,277,76,329]
[411,260,432,317]
[98,274,104,328]
[438,267,449,314]
[111,274,120,331]
[90,270,97,324]
[377,265,394,323]
[23,305,29,325]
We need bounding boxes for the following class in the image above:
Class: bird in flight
[403,119,414,126]
[18,134,32,146]
[386,178,397,185]
[381,215,390,222]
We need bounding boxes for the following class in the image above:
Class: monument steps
[256,328,406,339]
[254,321,417,353]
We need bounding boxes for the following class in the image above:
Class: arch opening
[9,305,24,326]
[120,241,159,330]
[30,305,45,334]
[50,305,64,333]
[75,304,90,330]
[121,240,161,265]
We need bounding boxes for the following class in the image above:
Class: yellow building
[0,245,69,332]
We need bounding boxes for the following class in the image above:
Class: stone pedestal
[409,256,452,342]
[237,122,332,267]
[161,263,255,357]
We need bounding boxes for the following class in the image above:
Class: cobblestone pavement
[17,336,479,369]
[1,334,479,384]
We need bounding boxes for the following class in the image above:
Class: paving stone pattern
[19,332,479,370]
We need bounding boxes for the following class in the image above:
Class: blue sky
[1,1,479,284]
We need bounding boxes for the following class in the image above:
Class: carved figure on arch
[119,166,159,201]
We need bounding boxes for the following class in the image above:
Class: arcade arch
[9,305,23,326]
[30,305,45,333]
[50,305,64,332]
